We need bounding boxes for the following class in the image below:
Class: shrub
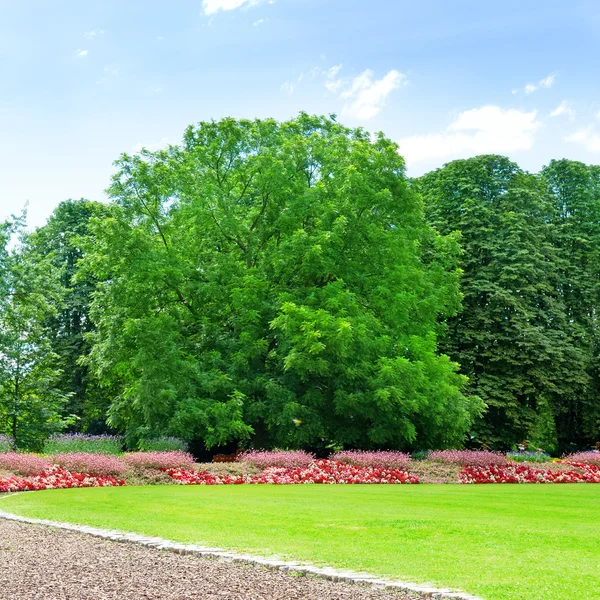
[564,452,600,466]
[507,451,551,463]
[0,435,14,452]
[331,450,411,469]
[44,434,123,455]
[237,450,315,469]
[51,453,128,476]
[411,450,430,461]
[0,452,52,476]
[121,451,195,470]
[429,450,507,466]
[138,437,189,452]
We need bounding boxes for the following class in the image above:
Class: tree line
[1,114,598,453]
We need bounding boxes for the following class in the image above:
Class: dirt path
[0,518,416,600]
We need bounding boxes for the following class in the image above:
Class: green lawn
[2,484,599,600]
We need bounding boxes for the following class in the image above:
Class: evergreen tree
[0,215,70,450]
[542,160,600,447]
[419,155,585,449]
[29,199,113,433]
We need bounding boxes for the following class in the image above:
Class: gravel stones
[0,518,419,600]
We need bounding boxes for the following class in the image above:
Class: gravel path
[0,519,416,600]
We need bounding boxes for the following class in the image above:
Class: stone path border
[0,504,482,600]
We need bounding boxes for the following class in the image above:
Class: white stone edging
[0,506,482,600]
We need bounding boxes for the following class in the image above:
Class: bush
[0,452,52,476]
[507,451,551,463]
[138,437,189,452]
[44,434,123,455]
[411,450,430,461]
[331,450,411,469]
[429,450,507,467]
[564,452,600,466]
[51,452,128,476]
[0,434,14,453]
[121,451,195,470]
[237,450,315,469]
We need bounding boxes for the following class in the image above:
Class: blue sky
[1,0,600,227]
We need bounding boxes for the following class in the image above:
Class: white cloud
[77,49,88,57]
[253,18,265,26]
[84,29,104,39]
[522,73,556,95]
[550,100,575,119]
[596,110,600,121]
[324,67,406,120]
[202,0,268,14]
[281,81,294,95]
[539,74,556,88]
[565,127,600,151]
[398,105,540,165]
[323,65,344,93]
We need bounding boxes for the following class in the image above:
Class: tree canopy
[80,114,477,451]
[1,115,599,453]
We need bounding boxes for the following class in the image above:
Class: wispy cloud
[84,29,104,39]
[253,18,265,26]
[522,73,556,95]
[324,66,406,120]
[76,49,88,57]
[202,0,271,15]
[399,105,540,164]
[280,81,294,95]
[550,100,575,119]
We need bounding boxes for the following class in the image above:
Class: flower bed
[330,450,411,469]
[121,451,195,470]
[460,463,600,484]
[51,452,128,476]
[564,452,600,466]
[166,459,419,485]
[0,466,126,493]
[0,453,53,476]
[237,450,315,469]
[429,450,507,466]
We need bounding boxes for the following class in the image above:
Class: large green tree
[83,114,480,450]
[29,199,113,433]
[542,160,600,447]
[0,215,70,450]
[419,155,586,450]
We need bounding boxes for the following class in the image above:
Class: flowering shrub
[0,453,52,476]
[507,451,551,463]
[564,452,600,466]
[167,459,419,485]
[331,450,412,469]
[460,464,600,484]
[121,451,195,470]
[138,437,189,452]
[429,450,507,466]
[0,466,125,493]
[237,450,315,469]
[44,434,123,455]
[0,435,14,452]
[51,453,128,476]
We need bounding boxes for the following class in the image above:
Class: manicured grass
[2,485,599,600]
